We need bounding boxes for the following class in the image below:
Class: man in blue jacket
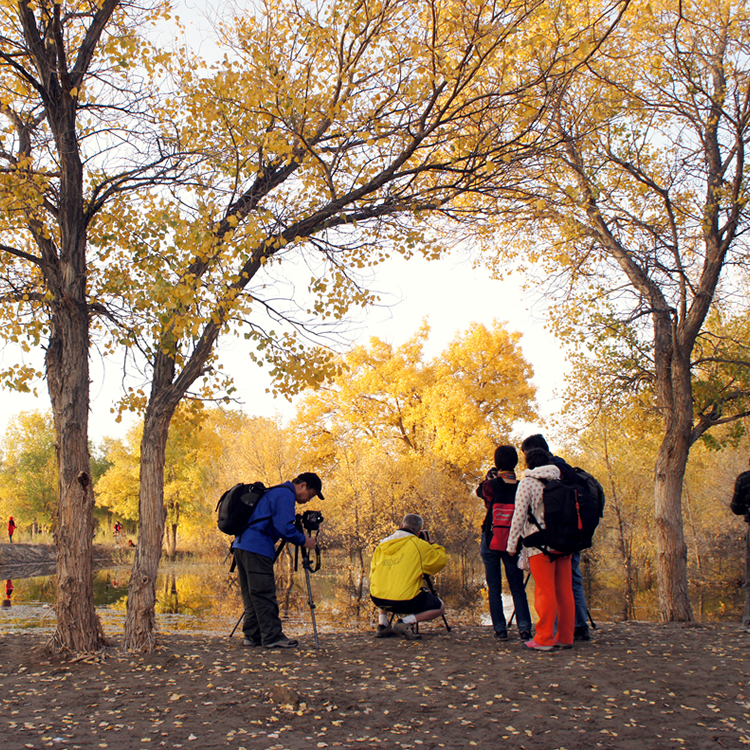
[232,472,322,649]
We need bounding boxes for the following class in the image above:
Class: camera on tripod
[299,509,324,532]
[294,510,324,574]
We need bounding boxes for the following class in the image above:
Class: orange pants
[528,553,575,646]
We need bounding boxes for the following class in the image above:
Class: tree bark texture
[47,302,107,650]
[123,404,172,651]
[45,75,103,654]
[653,437,693,622]
[125,330,222,649]
[10,0,124,652]
[650,314,695,622]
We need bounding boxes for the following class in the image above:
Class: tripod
[423,574,451,632]
[230,533,323,647]
[296,544,321,648]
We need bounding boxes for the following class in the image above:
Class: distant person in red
[128,539,135,547]
[8,516,16,543]
[2,578,13,607]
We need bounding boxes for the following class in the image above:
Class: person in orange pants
[528,552,574,648]
[507,447,575,651]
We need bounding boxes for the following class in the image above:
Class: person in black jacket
[730,459,750,631]
[477,445,532,641]
[520,434,592,641]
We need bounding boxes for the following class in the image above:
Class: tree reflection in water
[0,551,743,634]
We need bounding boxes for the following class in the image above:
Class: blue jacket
[231,481,306,559]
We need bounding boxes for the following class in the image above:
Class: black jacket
[730,470,750,520]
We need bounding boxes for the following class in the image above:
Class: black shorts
[371,589,442,615]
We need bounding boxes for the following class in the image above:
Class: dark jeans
[571,552,589,629]
[743,525,750,627]
[480,537,532,635]
[233,548,283,645]
[371,590,442,615]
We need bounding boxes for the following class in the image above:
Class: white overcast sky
[0,249,567,444]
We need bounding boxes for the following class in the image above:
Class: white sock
[378,613,389,626]
[402,614,417,625]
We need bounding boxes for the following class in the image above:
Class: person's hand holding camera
[303,534,317,549]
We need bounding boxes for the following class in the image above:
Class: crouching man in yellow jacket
[369,513,447,640]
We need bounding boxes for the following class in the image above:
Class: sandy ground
[1,621,749,750]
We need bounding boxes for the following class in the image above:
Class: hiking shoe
[393,620,422,640]
[519,630,532,641]
[242,638,261,647]
[524,638,554,652]
[574,626,591,642]
[375,624,398,638]
[264,637,299,649]
[494,630,509,641]
[554,640,574,650]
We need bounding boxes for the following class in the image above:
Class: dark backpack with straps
[480,476,518,552]
[216,481,268,536]
[523,468,604,558]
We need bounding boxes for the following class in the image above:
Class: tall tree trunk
[124,321,227,649]
[653,350,694,622]
[47,304,107,650]
[123,405,172,651]
[44,83,105,651]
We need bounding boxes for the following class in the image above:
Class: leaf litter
[0,622,749,749]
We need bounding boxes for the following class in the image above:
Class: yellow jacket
[370,530,447,601]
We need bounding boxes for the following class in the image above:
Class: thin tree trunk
[653,432,693,622]
[683,486,703,577]
[123,406,171,651]
[601,428,636,620]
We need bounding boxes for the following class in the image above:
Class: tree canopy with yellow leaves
[0,0,629,650]
[485,0,750,621]
[291,320,537,558]
[106,0,627,649]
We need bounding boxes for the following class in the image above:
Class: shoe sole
[264,641,299,649]
[524,642,554,651]
[375,629,398,638]
[392,624,421,641]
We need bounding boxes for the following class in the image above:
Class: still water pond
[0,552,743,638]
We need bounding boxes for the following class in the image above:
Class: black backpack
[523,468,604,558]
[216,482,268,536]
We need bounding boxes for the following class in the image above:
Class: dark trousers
[234,548,283,645]
[480,536,532,634]
[744,525,750,627]
[571,552,589,629]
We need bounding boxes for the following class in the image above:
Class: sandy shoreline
[1,620,748,749]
